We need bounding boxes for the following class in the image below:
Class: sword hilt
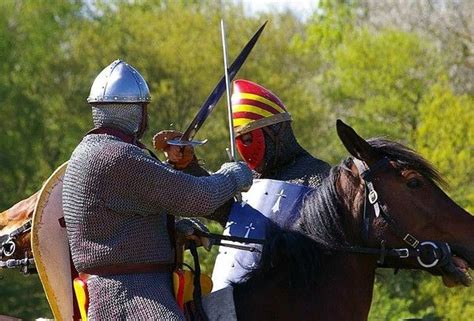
[225,148,243,202]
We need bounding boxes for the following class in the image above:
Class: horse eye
[407,178,422,189]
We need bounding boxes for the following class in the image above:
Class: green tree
[0,0,81,208]
[415,81,473,212]
[0,270,52,319]
[322,29,441,143]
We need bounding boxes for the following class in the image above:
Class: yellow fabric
[73,278,88,321]
[173,269,213,304]
[232,92,287,114]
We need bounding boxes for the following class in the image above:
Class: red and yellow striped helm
[232,80,291,136]
[231,80,291,170]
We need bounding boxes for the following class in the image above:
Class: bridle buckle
[368,190,378,204]
[1,239,16,257]
[395,248,410,258]
[403,234,420,248]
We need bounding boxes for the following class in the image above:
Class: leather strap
[86,127,146,148]
[80,262,174,278]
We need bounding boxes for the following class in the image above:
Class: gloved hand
[218,161,253,192]
[175,218,213,251]
[152,130,195,170]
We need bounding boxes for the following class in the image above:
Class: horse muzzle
[440,245,473,287]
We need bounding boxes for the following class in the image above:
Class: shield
[212,179,311,291]
[31,162,74,320]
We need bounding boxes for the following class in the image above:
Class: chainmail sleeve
[103,142,241,218]
[180,158,236,226]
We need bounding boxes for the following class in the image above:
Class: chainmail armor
[63,131,250,319]
[91,103,142,135]
[87,272,182,320]
[257,121,331,188]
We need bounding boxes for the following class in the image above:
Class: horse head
[0,192,38,260]
[335,119,473,287]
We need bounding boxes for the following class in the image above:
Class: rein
[196,231,265,252]
[0,219,35,274]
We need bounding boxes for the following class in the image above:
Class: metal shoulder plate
[212,179,311,291]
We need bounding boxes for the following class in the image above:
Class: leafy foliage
[0,0,472,319]
[415,81,474,212]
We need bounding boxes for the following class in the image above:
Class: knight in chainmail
[210,80,331,291]
[62,60,252,320]
[231,79,330,188]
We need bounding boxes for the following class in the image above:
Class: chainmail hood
[258,121,331,187]
[260,121,305,173]
[91,103,143,135]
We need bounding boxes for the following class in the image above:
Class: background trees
[0,0,472,319]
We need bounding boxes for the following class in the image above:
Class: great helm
[231,79,292,170]
[87,59,151,104]
[232,79,291,136]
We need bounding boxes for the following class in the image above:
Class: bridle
[0,219,35,274]
[347,156,452,269]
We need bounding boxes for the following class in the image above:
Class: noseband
[0,219,35,274]
[350,157,452,269]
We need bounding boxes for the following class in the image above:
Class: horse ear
[336,119,378,162]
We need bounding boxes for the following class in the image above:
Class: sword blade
[221,19,237,161]
[177,21,267,144]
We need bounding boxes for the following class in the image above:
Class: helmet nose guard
[87,59,151,104]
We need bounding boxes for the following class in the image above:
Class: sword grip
[225,147,235,162]
[225,148,242,201]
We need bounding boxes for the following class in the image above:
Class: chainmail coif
[91,103,142,135]
[257,121,331,188]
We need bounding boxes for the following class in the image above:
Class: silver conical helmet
[87,60,151,103]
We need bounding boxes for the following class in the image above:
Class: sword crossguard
[166,138,208,147]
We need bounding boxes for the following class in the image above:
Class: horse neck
[314,253,377,319]
[271,164,377,319]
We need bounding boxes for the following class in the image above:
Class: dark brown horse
[0,192,38,271]
[231,120,473,321]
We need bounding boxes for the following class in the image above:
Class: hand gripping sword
[167,21,267,147]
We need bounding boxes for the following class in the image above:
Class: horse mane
[234,229,325,291]
[235,137,446,291]
[367,138,446,187]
